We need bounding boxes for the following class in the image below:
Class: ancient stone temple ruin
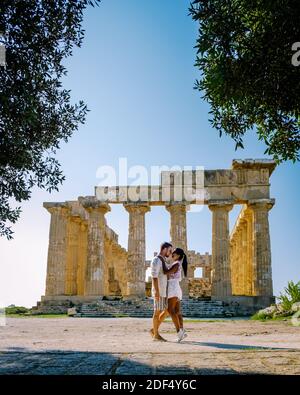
[35,159,276,317]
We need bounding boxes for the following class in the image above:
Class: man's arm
[151,257,160,300]
[152,277,160,301]
[161,261,179,275]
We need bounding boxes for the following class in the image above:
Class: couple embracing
[150,242,188,342]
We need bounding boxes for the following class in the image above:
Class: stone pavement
[0,317,299,375]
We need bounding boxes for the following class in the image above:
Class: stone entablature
[38,160,276,311]
[95,159,276,205]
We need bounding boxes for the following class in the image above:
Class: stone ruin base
[32,295,275,318]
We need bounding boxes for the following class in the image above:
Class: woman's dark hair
[173,247,188,277]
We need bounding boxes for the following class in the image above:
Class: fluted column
[79,197,111,296]
[166,203,189,297]
[77,220,88,296]
[208,202,233,298]
[65,216,81,295]
[247,199,274,297]
[230,238,237,294]
[244,209,254,296]
[240,219,249,295]
[44,203,69,296]
[124,203,150,298]
[165,203,188,250]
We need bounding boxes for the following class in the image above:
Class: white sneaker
[177,329,185,342]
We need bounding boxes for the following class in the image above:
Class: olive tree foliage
[0,0,100,239]
[190,0,300,163]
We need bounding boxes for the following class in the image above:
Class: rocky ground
[0,317,299,375]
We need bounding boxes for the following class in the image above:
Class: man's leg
[158,308,168,328]
[151,300,168,337]
[151,299,167,341]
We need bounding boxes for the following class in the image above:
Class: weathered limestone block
[189,278,211,298]
[209,201,233,298]
[124,203,150,298]
[67,307,77,317]
[292,302,300,312]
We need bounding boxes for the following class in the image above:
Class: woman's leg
[168,297,180,332]
[175,300,183,329]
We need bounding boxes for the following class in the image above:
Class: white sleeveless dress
[167,260,183,300]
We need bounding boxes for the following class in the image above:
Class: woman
[165,247,188,342]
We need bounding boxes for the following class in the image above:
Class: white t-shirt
[150,255,167,298]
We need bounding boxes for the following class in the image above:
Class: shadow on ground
[0,347,266,375]
[180,341,291,351]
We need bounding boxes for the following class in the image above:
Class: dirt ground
[0,317,299,374]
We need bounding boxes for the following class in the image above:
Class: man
[150,242,177,341]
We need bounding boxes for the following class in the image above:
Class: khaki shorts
[153,297,168,311]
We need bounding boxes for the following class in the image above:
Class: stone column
[244,209,254,296]
[104,239,113,295]
[65,216,80,296]
[230,238,237,295]
[76,220,88,296]
[166,203,189,297]
[79,197,111,297]
[208,202,233,299]
[247,199,275,297]
[165,203,188,250]
[234,227,243,295]
[124,203,150,298]
[44,203,69,296]
[240,219,249,295]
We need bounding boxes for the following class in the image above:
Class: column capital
[165,202,190,213]
[78,196,111,214]
[208,200,234,212]
[247,198,275,211]
[43,202,69,216]
[124,202,150,214]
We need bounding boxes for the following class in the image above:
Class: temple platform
[33,297,270,317]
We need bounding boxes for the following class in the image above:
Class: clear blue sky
[0,0,299,307]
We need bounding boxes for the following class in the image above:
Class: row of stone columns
[44,197,274,301]
[227,199,274,299]
[44,200,190,299]
[44,199,110,298]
